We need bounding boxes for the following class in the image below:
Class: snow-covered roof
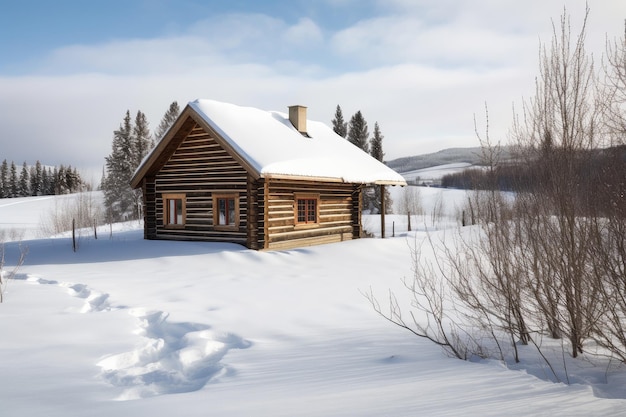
[132,99,406,187]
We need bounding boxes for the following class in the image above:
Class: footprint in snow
[16,274,115,313]
[63,282,113,313]
[97,308,251,401]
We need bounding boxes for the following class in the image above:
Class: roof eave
[262,173,406,186]
[372,179,407,186]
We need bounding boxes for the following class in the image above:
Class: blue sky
[0,0,374,74]
[2,0,625,181]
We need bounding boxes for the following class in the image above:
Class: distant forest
[440,145,626,215]
[0,159,86,198]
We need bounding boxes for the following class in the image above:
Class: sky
[1,0,626,182]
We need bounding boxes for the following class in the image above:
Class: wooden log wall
[265,179,358,250]
[143,176,157,239]
[153,123,249,245]
[246,175,264,250]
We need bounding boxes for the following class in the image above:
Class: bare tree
[398,186,423,217]
[587,22,626,362]
[508,6,603,358]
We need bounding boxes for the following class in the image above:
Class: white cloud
[331,15,534,69]
[285,17,324,45]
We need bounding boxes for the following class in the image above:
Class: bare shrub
[430,192,445,228]
[40,192,103,237]
[364,235,477,360]
[398,186,423,217]
[0,231,27,303]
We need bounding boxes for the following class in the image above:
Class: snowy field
[1,190,626,416]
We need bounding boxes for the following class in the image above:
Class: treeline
[0,160,85,198]
[441,146,626,215]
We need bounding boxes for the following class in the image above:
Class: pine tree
[347,111,369,153]
[56,165,67,194]
[41,167,50,195]
[370,122,393,214]
[0,159,8,198]
[332,105,348,138]
[132,110,152,168]
[370,122,384,162]
[103,110,136,221]
[9,161,18,197]
[30,160,42,196]
[65,165,77,193]
[18,162,29,197]
[50,167,58,195]
[155,101,180,142]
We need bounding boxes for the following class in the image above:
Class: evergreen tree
[103,110,136,221]
[347,111,371,211]
[56,165,67,194]
[370,122,393,214]
[18,162,29,197]
[41,167,50,195]
[370,122,384,162]
[132,110,152,168]
[332,104,348,138]
[0,159,8,198]
[30,160,42,196]
[65,165,76,193]
[9,161,18,197]
[347,111,369,153]
[155,101,180,142]
[51,166,59,195]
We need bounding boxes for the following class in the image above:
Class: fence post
[407,211,411,232]
[72,218,76,252]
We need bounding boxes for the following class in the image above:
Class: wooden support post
[72,218,76,252]
[380,184,386,239]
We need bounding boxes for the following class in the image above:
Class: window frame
[213,193,240,230]
[163,193,186,228]
[294,193,320,227]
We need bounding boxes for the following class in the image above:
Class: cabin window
[295,194,319,225]
[163,193,186,227]
[213,193,239,229]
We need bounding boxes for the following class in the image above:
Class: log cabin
[130,99,406,250]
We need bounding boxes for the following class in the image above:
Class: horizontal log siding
[143,176,157,239]
[153,124,248,245]
[246,176,264,250]
[352,186,363,238]
[266,180,358,250]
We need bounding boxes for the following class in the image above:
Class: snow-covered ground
[1,190,625,416]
